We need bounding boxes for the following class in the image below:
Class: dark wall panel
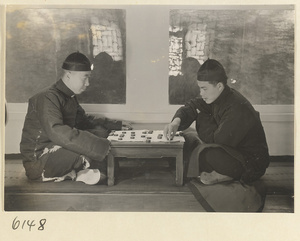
[169,9,294,105]
[6,7,126,104]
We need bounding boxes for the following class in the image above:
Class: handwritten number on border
[12,217,46,231]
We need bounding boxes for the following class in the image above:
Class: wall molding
[6,103,294,123]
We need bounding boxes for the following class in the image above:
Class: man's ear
[66,71,71,79]
[217,82,224,91]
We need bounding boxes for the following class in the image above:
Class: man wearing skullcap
[164,59,269,185]
[20,52,130,185]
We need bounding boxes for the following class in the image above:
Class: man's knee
[199,147,244,179]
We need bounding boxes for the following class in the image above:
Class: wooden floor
[4,157,294,212]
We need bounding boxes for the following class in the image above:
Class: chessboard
[107,130,185,143]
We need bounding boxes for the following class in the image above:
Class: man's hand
[122,121,133,130]
[163,118,181,140]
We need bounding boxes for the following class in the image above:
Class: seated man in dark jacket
[20,52,130,185]
[164,59,269,185]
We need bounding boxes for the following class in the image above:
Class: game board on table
[107,130,185,143]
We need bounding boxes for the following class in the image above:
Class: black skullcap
[197,59,228,85]
[62,52,91,71]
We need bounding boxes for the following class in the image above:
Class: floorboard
[263,195,294,213]
[5,193,205,212]
[4,157,294,212]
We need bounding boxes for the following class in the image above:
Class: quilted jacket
[20,79,122,179]
[173,85,270,182]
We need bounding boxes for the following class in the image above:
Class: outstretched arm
[163,117,181,140]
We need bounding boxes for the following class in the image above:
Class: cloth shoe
[75,169,101,185]
[199,171,233,185]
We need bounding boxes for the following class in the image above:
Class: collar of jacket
[211,84,231,106]
[55,79,76,98]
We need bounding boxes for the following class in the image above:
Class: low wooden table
[107,141,184,186]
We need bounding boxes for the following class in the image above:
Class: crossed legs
[198,147,244,185]
[41,144,107,185]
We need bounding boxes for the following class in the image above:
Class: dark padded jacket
[20,79,122,179]
[173,85,270,182]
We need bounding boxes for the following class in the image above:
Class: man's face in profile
[198,81,223,104]
[67,71,91,94]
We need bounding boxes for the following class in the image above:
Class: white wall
[5,103,294,156]
[4,6,294,156]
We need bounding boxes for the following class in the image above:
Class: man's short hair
[197,59,228,85]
